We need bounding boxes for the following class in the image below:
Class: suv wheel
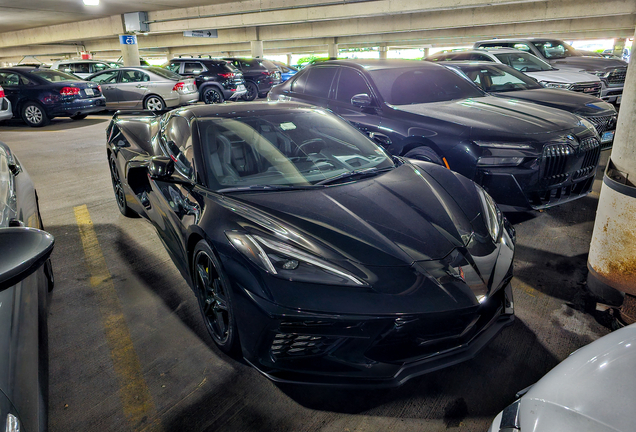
[242,82,258,101]
[203,87,224,104]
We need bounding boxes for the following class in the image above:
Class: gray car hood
[518,323,636,432]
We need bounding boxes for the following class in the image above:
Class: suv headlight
[475,185,503,242]
[474,142,533,167]
[226,231,367,286]
[540,81,572,89]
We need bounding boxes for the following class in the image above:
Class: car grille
[585,115,617,149]
[541,137,600,186]
[607,68,626,85]
[570,82,602,97]
[270,333,339,359]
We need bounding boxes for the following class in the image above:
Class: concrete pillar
[119,34,140,66]
[587,27,636,324]
[251,40,264,58]
[423,47,430,58]
[328,38,339,59]
[286,53,292,65]
[613,38,626,58]
[379,45,388,59]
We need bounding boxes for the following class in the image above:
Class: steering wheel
[520,67,530,72]
[294,137,325,156]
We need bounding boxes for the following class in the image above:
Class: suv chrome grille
[607,68,626,85]
[570,82,602,97]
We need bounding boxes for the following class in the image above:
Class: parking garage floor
[0,114,613,432]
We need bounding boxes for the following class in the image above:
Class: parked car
[106,102,515,386]
[269,59,601,212]
[427,48,602,97]
[0,141,55,432]
[0,85,11,122]
[223,58,281,101]
[86,66,197,111]
[162,57,247,103]
[489,323,636,432]
[0,67,106,127]
[473,39,628,105]
[441,62,617,149]
[51,59,121,79]
[271,61,299,82]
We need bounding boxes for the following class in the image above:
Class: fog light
[282,259,299,270]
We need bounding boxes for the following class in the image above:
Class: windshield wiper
[217,184,316,193]
[315,166,393,186]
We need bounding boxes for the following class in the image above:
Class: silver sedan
[86,66,198,111]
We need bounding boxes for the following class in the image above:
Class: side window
[335,68,372,104]
[89,70,118,84]
[121,70,149,83]
[471,54,493,61]
[162,115,193,178]
[18,74,36,86]
[165,62,181,73]
[183,62,205,74]
[92,63,110,73]
[71,63,90,74]
[0,72,21,86]
[513,43,532,52]
[290,70,309,93]
[303,67,337,98]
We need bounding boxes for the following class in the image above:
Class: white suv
[50,60,121,79]
[427,48,603,98]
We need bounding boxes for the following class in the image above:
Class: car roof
[307,59,442,71]
[475,38,561,44]
[0,66,41,73]
[54,59,115,64]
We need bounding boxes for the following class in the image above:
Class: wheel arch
[198,83,224,100]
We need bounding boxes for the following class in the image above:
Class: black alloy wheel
[242,82,258,101]
[203,87,224,104]
[403,146,444,165]
[21,102,50,127]
[108,154,137,218]
[193,240,239,354]
[70,114,88,120]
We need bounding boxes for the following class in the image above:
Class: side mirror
[148,156,175,179]
[351,93,372,108]
[368,132,392,147]
[0,228,54,291]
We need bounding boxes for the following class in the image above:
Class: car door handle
[135,85,147,89]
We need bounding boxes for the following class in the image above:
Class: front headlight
[475,185,503,242]
[540,81,572,89]
[226,231,367,287]
[474,142,533,167]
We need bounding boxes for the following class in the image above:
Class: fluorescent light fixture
[83,0,99,5]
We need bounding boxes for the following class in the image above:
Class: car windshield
[198,110,394,191]
[452,64,543,92]
[494,52,554,72]
[369,66,485,105]
[531,40,579,59]
[146,67,181,80]
[31,69,83,82]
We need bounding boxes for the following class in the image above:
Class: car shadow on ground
[0,117,108,131]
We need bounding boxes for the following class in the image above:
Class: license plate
[237,85,245,91]
[601,131,615,143]
[617,95,622,105]
[85,88,94,96]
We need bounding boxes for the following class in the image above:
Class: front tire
[21,102,49,127]
[109,153,138,218]
[144,95,165,111]
[241,82,258,101]
[202,87,224,104]
[192,241,239,355]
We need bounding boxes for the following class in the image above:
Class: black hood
[224,164,475,267]
[492,89,617,117]
[391,96,585,141]
[550,56,627,72]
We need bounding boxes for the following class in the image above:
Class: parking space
[0,114,612,432]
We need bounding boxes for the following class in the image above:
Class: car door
[328,67,388,146]
[116,69,151,109]
[0,71,23,114]
[87,70,120,108]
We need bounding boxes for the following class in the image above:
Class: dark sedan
[441,61,617,149]
[269,59,602,212]
[0,67,106,126]
[0,141,55,431]
[106,102,515,387]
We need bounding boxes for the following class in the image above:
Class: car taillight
[60,86,80,96]
[218,72,235,79]
[261,71,270,75]
[172,82,186,91]
[0,86,4,98]
[97,85,102,93]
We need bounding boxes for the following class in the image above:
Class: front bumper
[47,96,106,117]
[234,282,514,388]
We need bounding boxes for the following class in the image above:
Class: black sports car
[269,59,602,212]
[106,102,515,387]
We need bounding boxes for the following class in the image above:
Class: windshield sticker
[279,122,296,130]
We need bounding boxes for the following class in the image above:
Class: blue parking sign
[119,35,137,45]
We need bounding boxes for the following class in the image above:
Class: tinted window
[336,68,372,104]
[92,63,111,73]
[31,69,82,82]
[89,70,118,84]
[455,64,542,92]
[370,66,484,104]
[147,67,181,80]
[121,70,149,83]
[69,63,90,74]
[258,60,278,70]
[165,62,181,73]
[470,54,493,61]
[494,52,553,72]
[291,70,309,93]
[183,62,205,74]
[303,67,337,98]
[0,72,22,86]
[531,40,578,59]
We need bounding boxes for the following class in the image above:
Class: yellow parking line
[74,205,163,432]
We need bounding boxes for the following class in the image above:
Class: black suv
[223,58,281,101]
[269,59,601,211]
[163,58,247,103]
